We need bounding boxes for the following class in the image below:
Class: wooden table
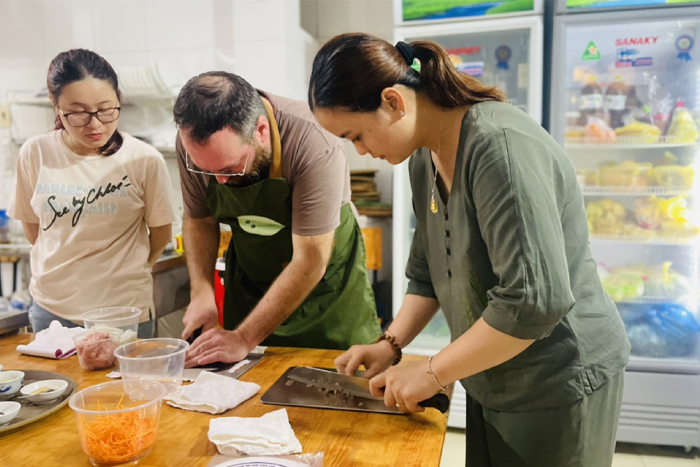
[0,334,449,466]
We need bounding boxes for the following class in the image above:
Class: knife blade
[288,366,450,413]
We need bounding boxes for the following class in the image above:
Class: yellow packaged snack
[615,121,661,144]
[667,106,699,144]
[600,161,651,186]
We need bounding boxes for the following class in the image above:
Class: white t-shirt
[9,131,176,323]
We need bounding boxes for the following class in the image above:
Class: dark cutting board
[260,366,402,415]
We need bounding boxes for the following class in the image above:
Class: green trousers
[465,371,624,467]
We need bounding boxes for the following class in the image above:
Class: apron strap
[262,98,283,179]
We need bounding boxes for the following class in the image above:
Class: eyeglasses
[57,106,121,127]
[185,130,255,178]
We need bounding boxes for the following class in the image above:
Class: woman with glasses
[9,49,175,336]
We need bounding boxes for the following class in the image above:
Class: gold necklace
[430,111,445,214]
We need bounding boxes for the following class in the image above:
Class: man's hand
[184,328,250,368]
[182,294,220,341]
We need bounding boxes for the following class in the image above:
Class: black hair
[173,71,266,145]
[47,49,123,156]
[309,33,505,112]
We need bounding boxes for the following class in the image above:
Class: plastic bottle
[578,76,607,126]
[605,75,628,129]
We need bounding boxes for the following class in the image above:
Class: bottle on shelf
[606,75,628,129]
[578,75,608,126]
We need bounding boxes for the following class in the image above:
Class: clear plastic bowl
[114,339,189,395]
[69,380,165,466]
[73,330,121,371]
[82,307,142,343]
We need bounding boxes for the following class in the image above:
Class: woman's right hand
[335,340,396,379]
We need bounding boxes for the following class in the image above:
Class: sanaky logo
[238,215,285,236]
[582,41,601,60]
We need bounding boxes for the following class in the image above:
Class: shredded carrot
[79,401,158,464]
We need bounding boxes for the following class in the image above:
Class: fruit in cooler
[614,121,661,144]
[601,273,644,302]
[599,161,651,186]
[650,164,695,188]
[586,199,626,235]
[644,261,692,298]
[666,102,699,144]
[584,117,616,143]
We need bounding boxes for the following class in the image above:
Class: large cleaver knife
[288,366,450,413]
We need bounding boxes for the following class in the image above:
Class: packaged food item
[576,168,600,186]
[666,101,699,144]
[622,223,656,238]
[599,161,651,186]
[601,273,644,302]
[566,127,585,139]
[606,75,628,129]
[647,76,673,134]
[624,303,700,358]
[614,120,661,144]
[644,261,692,298]
[635,195,700,238]
[586,199,626,235]
[650,164,695,188]
[584,117,616,143]
[609,264,653,280]
[578,76,607,126]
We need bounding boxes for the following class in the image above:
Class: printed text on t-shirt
[42,175,132,230]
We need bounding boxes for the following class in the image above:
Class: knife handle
[419,393,450,413]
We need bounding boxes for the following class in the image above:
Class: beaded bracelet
[376,331,402,365]
[427,356,447,392]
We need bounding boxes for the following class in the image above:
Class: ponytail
[309,33,504,113]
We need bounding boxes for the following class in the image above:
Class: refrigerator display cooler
[550,0,700,449]
[392,0,544,429]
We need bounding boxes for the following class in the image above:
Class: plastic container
[69,380,165,466]
[82,307,141,344]
[114,339,189,395]
[73,330,120,371]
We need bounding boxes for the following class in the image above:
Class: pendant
[430,194,439,214]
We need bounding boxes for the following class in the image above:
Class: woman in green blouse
[309,34,630,466]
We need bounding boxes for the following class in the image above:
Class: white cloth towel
[16,320,84,359]
[208,409,303,456]
[164,371,260,414]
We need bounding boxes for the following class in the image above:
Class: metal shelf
[590,235,699,246]
[616,296,689,305]
[627,356,700,375]
[566,136,698,149]
[582,186,693,196]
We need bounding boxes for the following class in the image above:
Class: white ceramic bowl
[0,371,24,396]
[0,401,21,425]
[20,379,69,404]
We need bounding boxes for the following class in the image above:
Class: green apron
[205,101,380,349]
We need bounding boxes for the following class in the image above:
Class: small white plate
[20,380,68,404]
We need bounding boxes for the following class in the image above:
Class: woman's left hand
[370,360,441,414]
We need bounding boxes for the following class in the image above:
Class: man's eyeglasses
[184,130,255,178]
[58,106,121,127]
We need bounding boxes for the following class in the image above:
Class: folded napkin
[16,320,84,359]
[164,371,260,414]
[208,409,303,456]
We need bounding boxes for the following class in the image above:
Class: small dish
[0,371,24,396]
[20,379,69,404]
[0,401,21,425]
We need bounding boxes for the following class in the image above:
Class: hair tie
[395,41,415,66]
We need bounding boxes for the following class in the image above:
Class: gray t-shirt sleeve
[176,133,212,219]
[473,129,576,340]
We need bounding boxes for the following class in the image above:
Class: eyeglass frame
[57,105,121,127]
[184,127,256,178]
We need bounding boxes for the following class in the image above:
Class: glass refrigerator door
[393,17,543,354]
[553,13,700,373]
